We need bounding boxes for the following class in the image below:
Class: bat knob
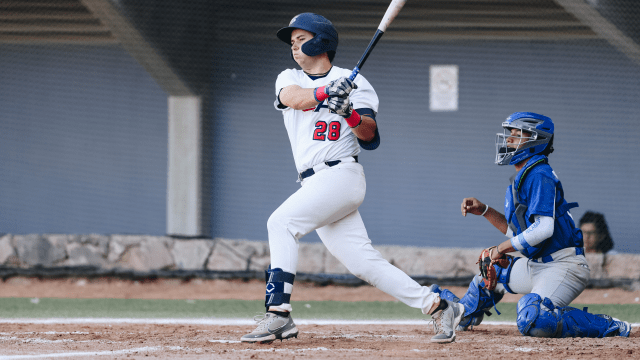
[349,67,360,81]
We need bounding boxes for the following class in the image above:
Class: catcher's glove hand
[478,246,512,291]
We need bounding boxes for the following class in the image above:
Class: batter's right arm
[280,77,357,110]
[279,85,318,110]
[462,197,509,235]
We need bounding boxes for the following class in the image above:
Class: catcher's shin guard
[516,293,628,338]
[265,266,295,311]
[557,307,630,338]
[458,276,504,328]
[429,284,459,302]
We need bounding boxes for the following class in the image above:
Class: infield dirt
[0,277,637,359]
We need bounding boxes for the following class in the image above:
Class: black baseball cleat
[241,312,299,343]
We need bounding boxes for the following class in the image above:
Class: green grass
[0,298,638,322]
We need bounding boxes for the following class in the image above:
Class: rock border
[0,234,638,289]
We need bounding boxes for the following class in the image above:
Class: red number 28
[313,121,341,141]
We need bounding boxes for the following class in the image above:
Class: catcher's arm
[461,197,509,235]
[493,239,515,260]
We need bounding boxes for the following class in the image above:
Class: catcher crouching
[431,112,631,339]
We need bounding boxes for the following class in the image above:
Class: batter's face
[290,29,314,66]
[506,128,532,150]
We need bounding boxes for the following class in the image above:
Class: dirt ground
[0,277,638,359]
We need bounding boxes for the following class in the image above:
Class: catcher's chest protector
[507,158,548,236]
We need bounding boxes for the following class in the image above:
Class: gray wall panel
[0,45,168,235]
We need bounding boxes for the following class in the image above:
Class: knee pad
[265,266,295,310]
[516,293,561,337]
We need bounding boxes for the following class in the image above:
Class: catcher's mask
[495,112,554,166]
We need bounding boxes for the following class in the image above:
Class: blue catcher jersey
[504,155,583,259]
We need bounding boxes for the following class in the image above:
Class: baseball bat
[349,0,407,81]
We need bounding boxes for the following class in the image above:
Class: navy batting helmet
[277,13,338,62]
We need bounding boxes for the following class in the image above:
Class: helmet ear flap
[301,33,337,60]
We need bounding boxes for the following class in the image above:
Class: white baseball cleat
[430,300,465,343]
[241,312,299,343]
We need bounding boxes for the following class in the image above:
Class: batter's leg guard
[264,266,295,312]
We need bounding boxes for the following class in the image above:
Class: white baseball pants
[267,161,438,313]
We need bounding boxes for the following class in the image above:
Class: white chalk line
[0,318,638,327]
[0,318,511,326]
[0,318,637,327]
[0,346,184,359]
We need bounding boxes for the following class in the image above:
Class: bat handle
[349,67,360,81]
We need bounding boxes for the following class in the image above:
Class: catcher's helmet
[495,112,554,166]
[277,13,338,62]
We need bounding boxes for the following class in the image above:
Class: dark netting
[1,0,639,257]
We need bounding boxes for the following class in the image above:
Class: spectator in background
[579,211,614,254]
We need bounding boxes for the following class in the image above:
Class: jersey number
[313,121,341,141]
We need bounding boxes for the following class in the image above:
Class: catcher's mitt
[478,246,512,291]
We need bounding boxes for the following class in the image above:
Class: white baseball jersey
[274,66,379,173]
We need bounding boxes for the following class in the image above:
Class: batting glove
[314,77,358,102]
[328,96,353,117]
[328,96,362,128]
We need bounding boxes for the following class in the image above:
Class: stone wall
[0,234,639,285]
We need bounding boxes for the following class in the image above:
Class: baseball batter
[431,112,631,338]
[240,13,465,344]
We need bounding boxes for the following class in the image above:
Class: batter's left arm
[351,113,376,142]
[327,97,377,142]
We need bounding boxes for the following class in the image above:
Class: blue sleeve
[355,108,380,151]
[523,171,556,220]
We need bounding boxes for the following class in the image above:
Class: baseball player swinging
[431,112,631,338]
[241,13,465,344]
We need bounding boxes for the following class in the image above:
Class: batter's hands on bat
[326,77,357,97]
[461,197,487,217]
[328,96,354,118]
[314,77,358,102]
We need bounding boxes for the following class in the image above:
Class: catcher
[431,112,631,338]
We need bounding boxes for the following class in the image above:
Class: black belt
[299,156,358,181]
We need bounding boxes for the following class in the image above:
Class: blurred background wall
[1,0,639,252]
